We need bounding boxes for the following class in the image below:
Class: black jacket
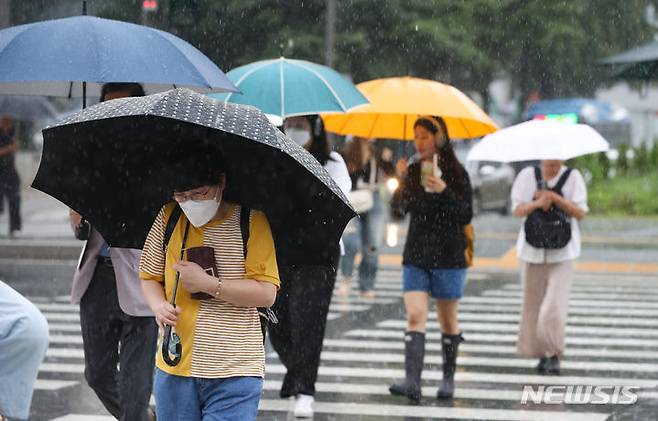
[391,161,473,269]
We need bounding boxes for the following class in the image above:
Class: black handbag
[524,167,572,249]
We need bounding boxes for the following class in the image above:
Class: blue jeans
[341,192,386,291]
[154,369,263,421]
[403,265,467,299]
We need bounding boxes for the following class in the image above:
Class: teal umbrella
[210,57,368,118]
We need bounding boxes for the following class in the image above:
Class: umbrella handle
[160,219,190,367]
[162,324,182,366]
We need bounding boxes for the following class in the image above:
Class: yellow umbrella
[322,76,498,140]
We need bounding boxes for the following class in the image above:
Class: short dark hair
[170,144,227,192]
[100,83,145,102]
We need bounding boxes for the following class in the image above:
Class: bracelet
[213,277,223,300]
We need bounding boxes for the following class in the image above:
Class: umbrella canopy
[322,76,498,140]
[210,57,368,118]
[0,95,58,121]
[466,120,610,163]
[600,40,658,81]
[0,15,237,98]
[33,88,355,267]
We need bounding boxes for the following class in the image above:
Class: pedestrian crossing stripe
[420,313,658,327]
[46,402,610,421]
[345,329,658,347]
[321,338,658,360]
[49,334,83,345]
[257,398,610,421]
[483,289,658,301]
[377,320,658,337]
[34,379,79,391]
[46,348,85,359]
[446,304,658,317]
[264,364,658,387]
[314,351,658,373]
[462,296,658,308]
[503,283,658,294]
[260,380,658,403]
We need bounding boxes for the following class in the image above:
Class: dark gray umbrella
[33,88,355,267]
[600,40,658,81]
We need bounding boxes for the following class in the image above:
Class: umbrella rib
[293,60,349,112]
[458,117,472,139]
[368,113,381,139]
[280,58,285,118]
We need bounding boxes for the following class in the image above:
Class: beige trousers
[516,260,574,358]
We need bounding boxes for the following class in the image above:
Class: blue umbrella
[210,57,368,118]
[0,15,237,101]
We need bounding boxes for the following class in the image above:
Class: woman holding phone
[389,116,473,402]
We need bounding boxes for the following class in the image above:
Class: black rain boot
[544,355,561,375]
[389,331,425,402]
[437,332,464,399]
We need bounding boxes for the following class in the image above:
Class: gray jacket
[71,227,153,317]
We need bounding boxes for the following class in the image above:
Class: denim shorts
[154,369,263,421]
[402,265,467,299]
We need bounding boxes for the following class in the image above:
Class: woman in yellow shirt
[140,157,279,421]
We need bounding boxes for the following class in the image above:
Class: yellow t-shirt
[139,202,279,378]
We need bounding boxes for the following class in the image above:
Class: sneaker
[536,357,548,374]
[293,394,314,418]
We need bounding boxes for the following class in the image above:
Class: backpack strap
[533,166,543,189]
[240,206,276,342]
[551,168,573,196]
[163,204,182,252]
[240,206,250,258]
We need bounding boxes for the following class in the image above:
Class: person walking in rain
[338,136,394,298]
[69,83,158,421]
[0,117,21,237]
[140,148,279,420]
[512,159,588,375]
[268,115,351,418]
[0,282,48,421]
[389,116,472,401]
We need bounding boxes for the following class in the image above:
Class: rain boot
[437,332,464,399]
[389,331,425,402]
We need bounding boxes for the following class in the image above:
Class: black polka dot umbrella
[33,88,356,267]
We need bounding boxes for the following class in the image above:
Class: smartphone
[421,154,441,192]
[185,246,217,300]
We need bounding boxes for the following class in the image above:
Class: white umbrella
[466,120,610,162]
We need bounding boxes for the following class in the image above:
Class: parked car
[454,141,516,215]
[466,160,516,215]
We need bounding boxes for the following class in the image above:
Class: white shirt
[324,151,352,197]
[511,166,589,263]
[323,151,352,255]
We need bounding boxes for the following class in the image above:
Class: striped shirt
[140,202,279,378]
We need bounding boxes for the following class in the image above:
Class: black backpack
[524,167,573,249]
[163,205,276,342]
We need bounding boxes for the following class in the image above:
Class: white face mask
[179,191,221,228]
[285,128,311,146]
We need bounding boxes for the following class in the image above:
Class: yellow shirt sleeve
[139,205,167,283]
[245,210,280,287]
